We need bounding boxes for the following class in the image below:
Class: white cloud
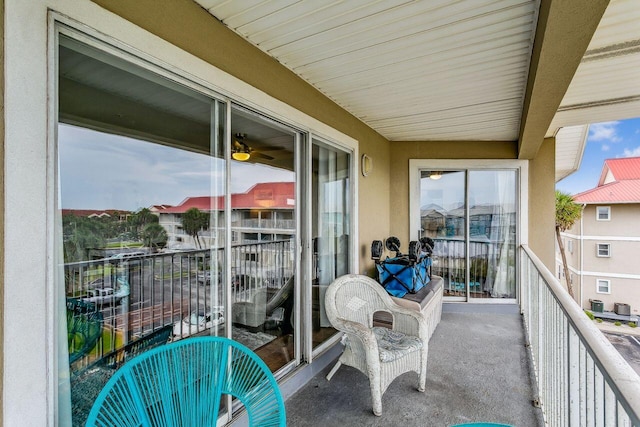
[623,146,640,158]
[601,144,610,152]
[589,121,622,143]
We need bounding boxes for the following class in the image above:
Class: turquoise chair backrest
[85,336,285,426]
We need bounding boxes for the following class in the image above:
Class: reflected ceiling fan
[232,133,285,162]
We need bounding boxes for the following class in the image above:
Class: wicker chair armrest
[383,301,429,340]
[336,318,379,351]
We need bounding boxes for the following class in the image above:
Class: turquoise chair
[85,336,285,426]
[67,299,103,365]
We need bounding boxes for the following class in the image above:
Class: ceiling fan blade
[251,151,274,160]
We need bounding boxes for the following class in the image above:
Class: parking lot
[603,331,640,376]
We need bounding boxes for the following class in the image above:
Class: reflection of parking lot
[604,332,640,376]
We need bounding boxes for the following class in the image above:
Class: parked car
[108,251,145,262]
[81,287,123,306]
[197,271,211,285]
[172,308,225,339]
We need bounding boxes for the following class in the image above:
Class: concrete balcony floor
[286,304,545,427]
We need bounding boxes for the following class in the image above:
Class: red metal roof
[573,179,640,204]
[161,182,295,214]
[598,157,640,185]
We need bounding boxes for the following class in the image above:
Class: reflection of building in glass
[421,203,517,298]
[156,182,295,249]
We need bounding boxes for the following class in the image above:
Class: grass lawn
[104,241,143,249]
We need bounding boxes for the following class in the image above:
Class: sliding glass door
[419,169,517,301]
[310,138,352,351]
[229,104,298,372]
[55,27,354,426]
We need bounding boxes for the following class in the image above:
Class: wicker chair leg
[370,382,383,416]
[419,349,428,392]
[326,360,342,381]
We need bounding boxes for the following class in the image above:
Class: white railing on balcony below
[521,245,640,426]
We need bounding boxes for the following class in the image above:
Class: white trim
[555,259,640,280]
[596,243,611,258]
[596,206,611,221]
[596,279,611,294]
[561,232,640,242]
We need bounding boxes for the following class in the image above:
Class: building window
[596,206,611,221]
[567,239,573,253]
[596,279,611,294]
[597,243,610,257]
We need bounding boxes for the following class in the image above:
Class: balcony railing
[64,239,294,372]
[521,245,640,426]
[231,219,296,229]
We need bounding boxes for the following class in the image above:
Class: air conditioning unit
[614,303,630,316]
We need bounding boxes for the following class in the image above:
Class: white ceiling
[196,0,538,141]
[196,0,640,178]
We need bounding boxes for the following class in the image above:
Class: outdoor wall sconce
[361,153,373,177]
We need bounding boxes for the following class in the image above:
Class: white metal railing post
[520,245,640,426]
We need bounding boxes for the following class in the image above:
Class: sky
[58,124,294,211]
[556,117,640,196]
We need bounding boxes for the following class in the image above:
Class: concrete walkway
[285,304,544,427]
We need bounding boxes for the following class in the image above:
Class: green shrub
[585,310,595,320]
[596,318,603,323]
[614,321,622,326]
[629,322,637,328]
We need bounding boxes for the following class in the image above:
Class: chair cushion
[372,327,422,362]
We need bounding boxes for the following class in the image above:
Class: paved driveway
[604,332,640,376]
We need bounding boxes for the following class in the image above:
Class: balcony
[283,245,640,426]
[64,235,640,426]
[286,303,544,426]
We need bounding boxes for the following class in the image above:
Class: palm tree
[555,190,583,298]
[141,223,168,252]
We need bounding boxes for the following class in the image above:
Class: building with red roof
[157,182,295,249]
[558,157,640,315]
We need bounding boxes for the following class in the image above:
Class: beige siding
[560,203,640,310]
[583,276,640,316]
[582,204,640,236]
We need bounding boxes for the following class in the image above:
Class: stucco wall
[388,140,518,246]
[91,0,391,274]
[528,137,556,271]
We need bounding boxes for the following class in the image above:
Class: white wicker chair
[325,274,429,416]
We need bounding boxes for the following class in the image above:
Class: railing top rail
[521,244,640,421]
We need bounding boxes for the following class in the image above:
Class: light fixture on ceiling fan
[232,133,251,161]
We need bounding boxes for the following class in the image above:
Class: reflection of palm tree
[62,215,105,262]
[141,223,168,252]
[129,208,158,239]
[182,208,209,249]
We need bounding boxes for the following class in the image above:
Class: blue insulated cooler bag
[375,255,431,298]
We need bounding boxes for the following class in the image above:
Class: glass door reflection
[229,105,297,372]
[419,171,467,299]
